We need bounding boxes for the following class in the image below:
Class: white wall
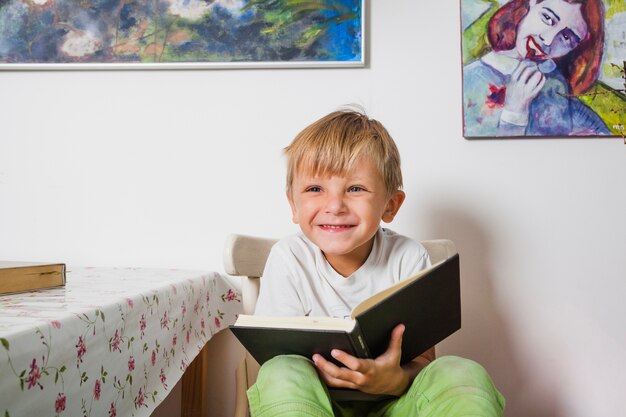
[1,1,625,416]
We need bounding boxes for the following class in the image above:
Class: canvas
[461,0,626,138]
[0,0,364,69]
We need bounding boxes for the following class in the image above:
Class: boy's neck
[322,236,375,278]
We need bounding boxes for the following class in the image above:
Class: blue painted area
[461,0,492,31]
[0,0,363,64]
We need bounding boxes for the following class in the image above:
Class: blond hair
[284,109,402,197]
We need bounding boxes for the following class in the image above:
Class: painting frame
[0,0,365,70]
[460,0,625,139]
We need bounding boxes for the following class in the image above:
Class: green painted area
[580,81,626,134]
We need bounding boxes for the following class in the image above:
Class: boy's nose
[324,194,347,214]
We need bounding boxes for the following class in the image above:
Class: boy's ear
[286,192,300,224]
[381,190,406,223]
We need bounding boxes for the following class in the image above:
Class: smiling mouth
[319,224,356,231]
[525,36,547,59]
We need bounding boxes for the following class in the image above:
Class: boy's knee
[409,356,505,413]
[425,355,493,387]
[256,354,319,388]
[259,354,315,374]
[249,355,334,417]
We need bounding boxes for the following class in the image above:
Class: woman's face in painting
[515,0,588,60]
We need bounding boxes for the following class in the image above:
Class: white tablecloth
[0,267,242,417]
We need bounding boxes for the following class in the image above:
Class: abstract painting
[0,0,363,69]
[461,0,626,138]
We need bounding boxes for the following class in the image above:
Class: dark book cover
[354,253,461,364]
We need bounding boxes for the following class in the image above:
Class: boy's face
[287,157,405,276]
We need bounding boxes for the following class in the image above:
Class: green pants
[248,355,505,417]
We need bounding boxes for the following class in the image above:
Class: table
[0,267,242,417]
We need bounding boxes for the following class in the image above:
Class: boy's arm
[255,247,308,316]
[401,346,436,389]
[312,324,435,396]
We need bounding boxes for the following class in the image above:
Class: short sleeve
[379,228,432,282]
[402,241,431,278]
[254,245,308,316]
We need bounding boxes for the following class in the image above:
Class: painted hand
[504,60,546,114]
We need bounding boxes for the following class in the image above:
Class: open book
[230,254,461,366]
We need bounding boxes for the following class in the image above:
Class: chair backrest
[223,234,278,316]
[224,234,457,417]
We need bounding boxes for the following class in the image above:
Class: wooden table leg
[181,343,208,417]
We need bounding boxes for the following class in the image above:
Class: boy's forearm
[394,347,436,396]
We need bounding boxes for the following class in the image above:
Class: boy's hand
[312,324,410,396]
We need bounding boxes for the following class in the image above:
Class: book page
[234,314,357,332]
[0,261,65,269]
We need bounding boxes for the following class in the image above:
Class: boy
[251,109,505,417]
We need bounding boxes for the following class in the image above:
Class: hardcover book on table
[230,254,461,366]
[0,262,66,295]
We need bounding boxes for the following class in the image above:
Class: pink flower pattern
[160,311,169,330]
[55,392,66,413]
[135,387,147,408]
[76,336,87,365]
[159,368,168,389]
[110,329,121,352]
[223,289,240,302]
[94,379,101,400]
[0,267,241,417]
[26,358,42,390]
[139,314,147,337]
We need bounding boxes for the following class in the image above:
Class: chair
[224,234,457,417]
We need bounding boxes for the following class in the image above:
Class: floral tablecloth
[0,267,242,417]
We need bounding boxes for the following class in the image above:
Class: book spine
[350,322,372,359]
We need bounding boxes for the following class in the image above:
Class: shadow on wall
[419,206,560,417]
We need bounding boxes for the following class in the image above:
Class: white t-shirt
[254,228,431,318]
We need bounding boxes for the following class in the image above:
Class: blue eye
[348,186,364,192]
[306,186,322,192]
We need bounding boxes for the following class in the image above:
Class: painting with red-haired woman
[462,0,625,138]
